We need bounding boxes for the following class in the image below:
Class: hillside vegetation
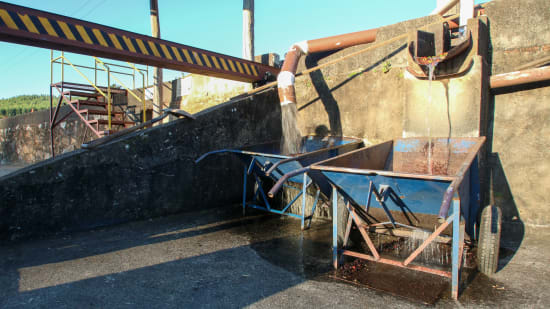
[0,95,56,118]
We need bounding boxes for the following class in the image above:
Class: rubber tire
[477,205,502,275]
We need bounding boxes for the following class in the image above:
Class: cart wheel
[477,205,501,275]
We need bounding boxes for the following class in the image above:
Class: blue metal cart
[196,135,362,229]
[271,137,486,299]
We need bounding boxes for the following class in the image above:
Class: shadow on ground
[0,205,547,308]
[0,206,333,308]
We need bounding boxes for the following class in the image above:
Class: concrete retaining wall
[484,0,550,225]
[0,89,281,241]
[0,106,93,164]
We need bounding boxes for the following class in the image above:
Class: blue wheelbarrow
[195,135,363,229]
[269,136,501,299]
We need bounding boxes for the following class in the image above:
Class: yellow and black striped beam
[0,1,279,82]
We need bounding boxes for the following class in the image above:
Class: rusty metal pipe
[278,48,302,105]
[490,66,550,89]
[438,137,485,219]
[267,167,310,198]
[277,29,377,106]
[307,29,378,53]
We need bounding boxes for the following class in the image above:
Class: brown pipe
[267,167,310,198]
[307,29,378,53]
[277,29,377,105]
[490,66,550,89]
[278,48,302,105]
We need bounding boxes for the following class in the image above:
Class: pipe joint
[294,40,309,54]
[277,71,295,88]
[280,100,296,106]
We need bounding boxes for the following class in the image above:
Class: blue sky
[0,0,488,98]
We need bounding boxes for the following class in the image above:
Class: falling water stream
[404,229,450,266]
[374,229,451,266]
[425,61,439,175]
[280,103,302,155]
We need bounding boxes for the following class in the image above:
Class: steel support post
[332,186,339,269]
[242,165,247,216]
[301,172,307,230]
[451,197,461,299]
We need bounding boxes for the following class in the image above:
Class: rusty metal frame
[0,1,279,82]
[332,186,466,300]
[407,30,473,79]
[49,50,154,157]
[52,84,103,137]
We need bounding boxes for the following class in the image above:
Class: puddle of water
[333,258,448,305]
[238,214,333,279]
[237,214,519,305]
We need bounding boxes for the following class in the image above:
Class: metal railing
[50,50,150,128]
[93,57,148,127]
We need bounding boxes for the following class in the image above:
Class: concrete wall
[294,16,489,141]
[175,75,251,114]
[0,89,281,241]
[294,14,442,143]
[484,0,550,225]
[0,106,94,164]
[128,75,251,115]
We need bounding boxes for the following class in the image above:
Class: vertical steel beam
[150,0,163,122]
[332,186,338,269]
[49,49,54,157]
[308,189,320,229]
[451,196,461,299]
[107,67,111,130]
[242,0,254,61]
[301,172,307,230]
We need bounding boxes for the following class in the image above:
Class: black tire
[477,205,502,275]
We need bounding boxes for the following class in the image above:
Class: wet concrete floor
[0,205,548,308]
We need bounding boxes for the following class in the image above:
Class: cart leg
[342,206,354,248]
[332,186,339,269]
[339,206,354,265]
[242,165,247,216]
[301,173,307,230]
[458,219,465,275]
[452,197,462,300]
[307,189,320,229]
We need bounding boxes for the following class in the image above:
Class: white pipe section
[295,40,309,55]
[277,71,295,88]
